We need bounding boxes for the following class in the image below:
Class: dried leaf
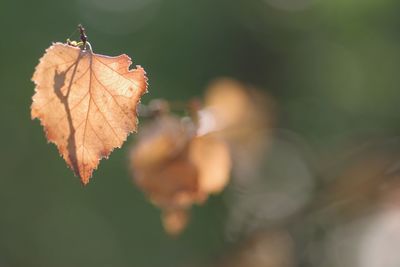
[203,78,275,141]
[131,116,190,174]
[31,43,148,184]
[139,156,201,208]
[130,115,231,235]
[201,78,275,180]
[189,134,231,194]
[131,116,204,209]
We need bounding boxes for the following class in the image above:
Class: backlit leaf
[31,43,148,184]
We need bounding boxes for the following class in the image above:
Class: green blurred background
[2,0,400,266]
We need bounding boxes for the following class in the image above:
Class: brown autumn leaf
[203,78,275,142]
[131,115,204,209]
[130,114,231,235]
[188,134,231,194]
[131,115,191,175]
[201,78,276,180]
[31,42,148,184]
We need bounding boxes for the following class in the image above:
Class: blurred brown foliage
[130,78,400,267]
[130,78,274,235]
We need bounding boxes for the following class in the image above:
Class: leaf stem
[78,24,88,49]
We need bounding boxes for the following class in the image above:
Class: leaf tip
[80,173,91,186]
